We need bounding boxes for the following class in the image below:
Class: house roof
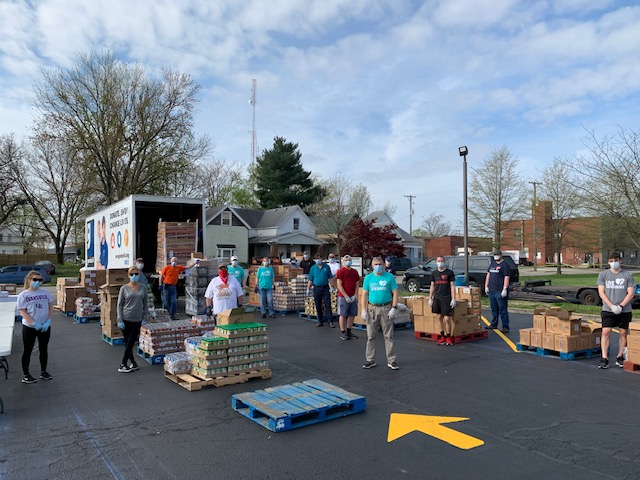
[249,231,322,245]
[206,205,251,229]
[364,210,385,223]
[235,206,302,229]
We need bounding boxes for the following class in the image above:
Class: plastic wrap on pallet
[163,352,193,374]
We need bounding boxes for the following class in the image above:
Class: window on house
[217,248,235,258]
[293,218,300,231]
[513,229,521,239]
[0,234,3,242]
[221,211,232,226]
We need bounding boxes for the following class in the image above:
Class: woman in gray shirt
[117,266,149,373]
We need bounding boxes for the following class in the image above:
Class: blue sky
[1,0,640,234]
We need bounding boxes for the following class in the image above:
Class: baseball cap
[492,249,502,255]
[230,255,238,261]
[385,256,392,261]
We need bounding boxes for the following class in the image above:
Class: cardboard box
[57,277,79,286]
[216,307,255,326]
[590,334,601,350]
[530,330,543,348]
[519,328,533,346]
[626,335,640,350]
[543,332,555,350]
[546,317,581,336]
[414,314,437,334]
[452,300,468,321]
[533,308,546,332]
[628,321,640,335]
[404,296,425,316]
[554,334,581,353]
[106,268,130,286]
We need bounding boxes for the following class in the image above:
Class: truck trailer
[85,195,206,272]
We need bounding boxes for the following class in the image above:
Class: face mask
[315,259,322,265]
[219,270,229,280]
[609,261,620,269]
[171,261,177,267]
[303,255,309,260]
[329,258,335,263]
[130,274,139,282]
[345,260,352,267]
[231,260,238,267]
[262,261,269,267]
[373,265,383,274]
[136,263,144,270]
[493,256,501,261]
[385,261,391,266]
[31,280,42,289]
[436,262,444,268]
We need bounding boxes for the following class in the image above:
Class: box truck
[85,195,206,271]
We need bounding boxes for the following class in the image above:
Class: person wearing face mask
[484,249,511,333]
[205,265,243,318]
[429,256,456,345]
[159,256,198,320]
[361,256,400,370]
[384,257,396,275]
[17,271,55,384]
[116,266,149,373]
[597,252,635,369]
[299,251,313,275]
[336,254,361,340]
[228,255,246,290]
[135,258,149,286]
[257,257,276,318]
[307,253,334,327]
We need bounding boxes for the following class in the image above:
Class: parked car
[402,255,520,295]
[364,257,414,274]
[35,260,56,275]
[0,265,52,285]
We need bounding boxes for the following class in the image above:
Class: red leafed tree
[341,219,405,262]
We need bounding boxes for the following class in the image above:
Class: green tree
[0,134,28,226]
[31,50,211,204]
[255,137,325,209]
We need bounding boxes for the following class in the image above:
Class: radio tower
[249,78,257,163]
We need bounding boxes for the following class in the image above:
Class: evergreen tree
[255,137,325,209]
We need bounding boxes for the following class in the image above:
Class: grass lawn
[49,263,83,284]
[519,273,601,286]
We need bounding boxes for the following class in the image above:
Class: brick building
[423,235,493,260]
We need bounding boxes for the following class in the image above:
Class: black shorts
[601,311,632,329]
[432,296,452,316]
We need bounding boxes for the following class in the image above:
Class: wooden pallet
[73,314,100,324]
[414,330,488,345]
[231,378,366,432]
[165,368,272,391]
[101,333,125,346]
[623,360,640,373]
[53,306,74,316]
[136,347,166,365]
[516,343,602,360]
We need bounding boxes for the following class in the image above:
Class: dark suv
[402,255,519,295]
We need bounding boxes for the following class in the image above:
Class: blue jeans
[488,290,509,329]
[259,288,274,315]
[163,285,177,318]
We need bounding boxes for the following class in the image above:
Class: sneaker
[261,313,266,319]
[316,322,324,327]
[501,328,510,333]
[437,336,446,345]
[40,371,53,380]
[598,358,609,369]
[347,331,358,339]
[387,362,400,370]
[484,325,496,330]
[362,361,376,369]
[118,364,133,373]
[130,363,139,371]
[340,332,348,341]
[269,314,276,318]
[616,356,625,368]
[445,337,453,346]
[328,322,335,328]
[22,374,37,384]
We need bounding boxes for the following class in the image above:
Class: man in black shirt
[428,256,457,345]
[299,251,313,275]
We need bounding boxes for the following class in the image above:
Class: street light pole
[459,146,469,284]
[529,181,542,272]
[404,194,416,235]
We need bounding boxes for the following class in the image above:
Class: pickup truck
[402,255,520,295]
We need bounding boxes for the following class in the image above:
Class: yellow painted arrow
[387,413,484,450]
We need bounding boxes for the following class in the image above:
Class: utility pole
[404,194,416,235]
[529,181,542,271]
[249,79,257,163]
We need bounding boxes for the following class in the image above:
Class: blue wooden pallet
[73,314,100,324]
[298,312,338,323]
[62,311,74,317]
[277,309,302,316]
[136,347,165,365]
[231,378,366,432]
[516,343,602,360]
[101,333,125,346]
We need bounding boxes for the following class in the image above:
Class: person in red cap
[204,265,243,316]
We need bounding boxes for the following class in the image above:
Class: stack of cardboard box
[155,221,198,272]
[99,284,121,339]
[213,323,270,375]
[627,322,640,365]
[408,296,477,336]
[75,297,96,318]
[138,320,202,357]
[519,307,600,352]
[247,266,305,308]
[56,278,80,312]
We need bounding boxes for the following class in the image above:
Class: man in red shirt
[160,256,198,320]
[336,254,361,340]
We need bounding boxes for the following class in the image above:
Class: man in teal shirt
[257,257,275,318]
[361,256,399,370]
[228,255,246,289]
[307,253,334,327]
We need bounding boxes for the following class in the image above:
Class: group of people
[16,249,635,381]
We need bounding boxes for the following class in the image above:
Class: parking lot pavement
[2,308,640,479]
